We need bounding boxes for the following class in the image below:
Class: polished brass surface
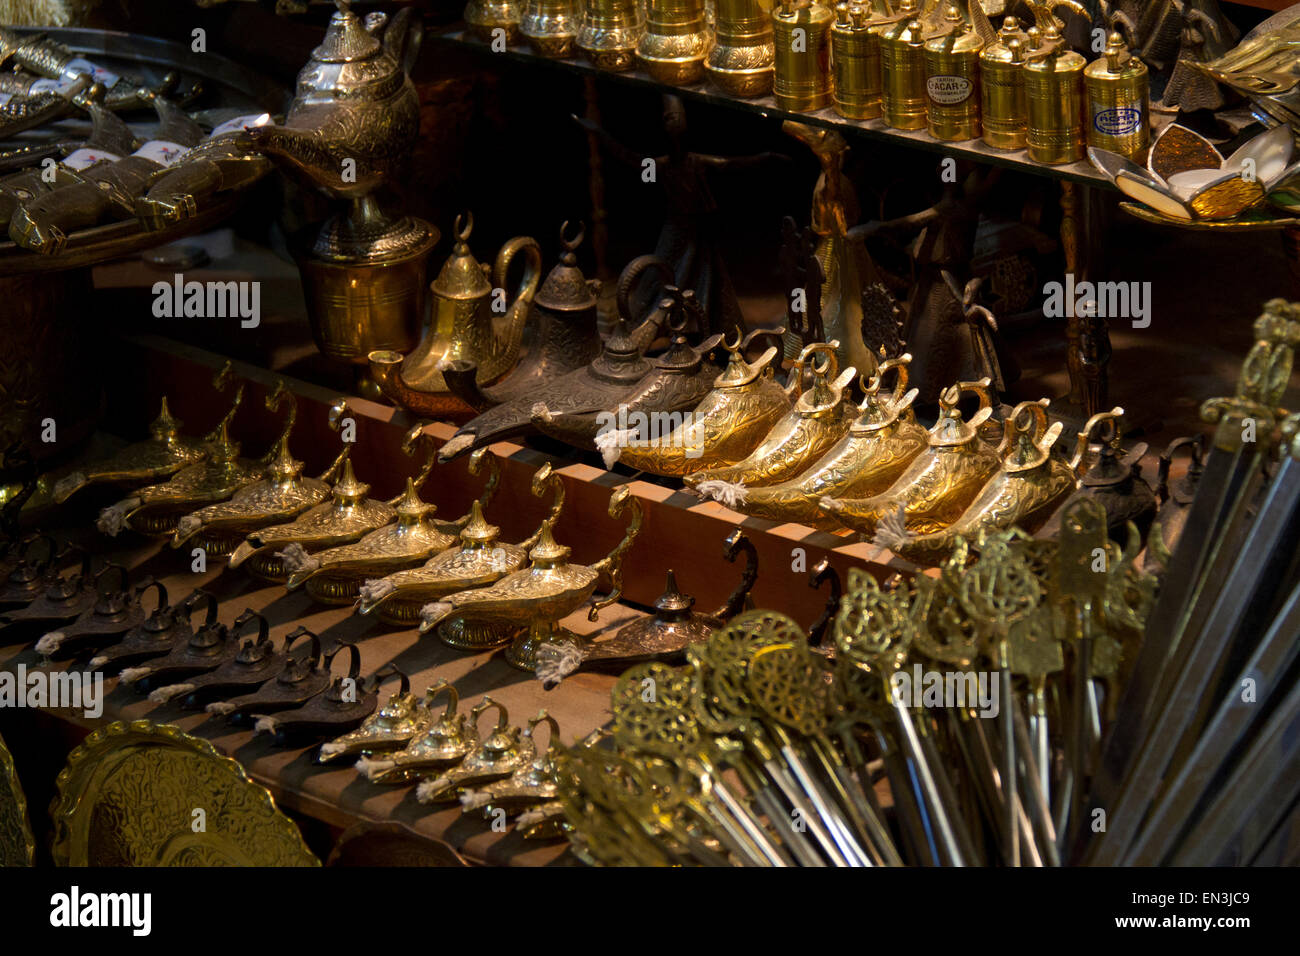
[50,397,208,505]
[772,0,833,113]
[438,263,670,460]
[981,15,1030,149]
[1084,31,1149,163]
[49,720,317,866]
[357,681,478,784]
[460,711,563,815]
[419,485,642,672]
[878,398,1078,564]
[577,570,716,671]
[831,2,885,120]
[171,384,333,556]
[638,0,713,86]
[599,333,791,476]
[416,698,532,803]
[357,460,563,632]
[820,377,1002,537]
[522,0,581,58]
[1023,0,1089,165]
[578,0,645,72]
[369,213,542,419]
[466,0,524,45]
[318,676,430,763]
[686,341,857,490]
[228,402,397,581]
[286,433,500,604]
[0,729,34,866]
[880,0,931,130]
[923,4,984,142]
[706,0,775,98]
[696,353,928,528]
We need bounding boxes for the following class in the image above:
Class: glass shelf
[430,28,1114,190]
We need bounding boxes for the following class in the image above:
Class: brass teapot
[697,352,928,529]
[437,257,673,461]
[820,377,1002,537]
[438,221,602,413]
[368,213,543,421]
[685,341,858,491]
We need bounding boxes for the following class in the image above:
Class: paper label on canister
[62,58,120,88]
[63,148,122,170]
[133,140,189,167]
[927,75,972,105]
[1093,105,1142,136]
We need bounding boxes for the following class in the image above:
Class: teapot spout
[442,360,496,413]
[241,124,383,199]
[367,350,477,423]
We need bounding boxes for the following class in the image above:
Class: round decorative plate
[0,730,35,866]
[50,720,318,867]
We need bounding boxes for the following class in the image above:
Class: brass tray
[49,720,318,867]
[0,730,35,866]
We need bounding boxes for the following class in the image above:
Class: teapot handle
[492,236,543,317]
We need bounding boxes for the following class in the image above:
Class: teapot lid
[311,1,382,64]
[535,222,597,313]
[432,213,491,301]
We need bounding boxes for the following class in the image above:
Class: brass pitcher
[638,0,714,86]
[578,0,645,72]
[369,213,542,422]
[697,352,928,528]
[597,333,791,476]
[819,377,1002,537]
[705,0,775,97]
[522,0,581,58]
[878,398,1078,564]
[686,341,857,491]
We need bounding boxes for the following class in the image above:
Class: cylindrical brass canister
[1084,30,1150,162]
[923,5,983,141]
[522,0,580,58]
[706,0,775,97]
[577,0,645,71]
[772,0,833,112]
[831,3,883,119]
[638,0,713,86]
[1025,48,1086,164]
[980,17,1029,149]
[879,3,930,130]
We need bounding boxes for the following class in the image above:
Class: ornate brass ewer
[369,213,542,422]
[240,2,437,387]
[696,353,929,528]
[820,377,1003,537]
[419,484,642,672]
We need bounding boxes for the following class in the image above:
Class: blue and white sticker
[63,148,122,170]
[133,140,189,167]
[61,58,120,88]
[210,112,273,137]
[29,77,77,95]
[1093,106,1142,137]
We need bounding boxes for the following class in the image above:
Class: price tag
[63,148,122,170]
[133,140,189,167]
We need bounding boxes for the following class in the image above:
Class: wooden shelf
[430,28,1113,189]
